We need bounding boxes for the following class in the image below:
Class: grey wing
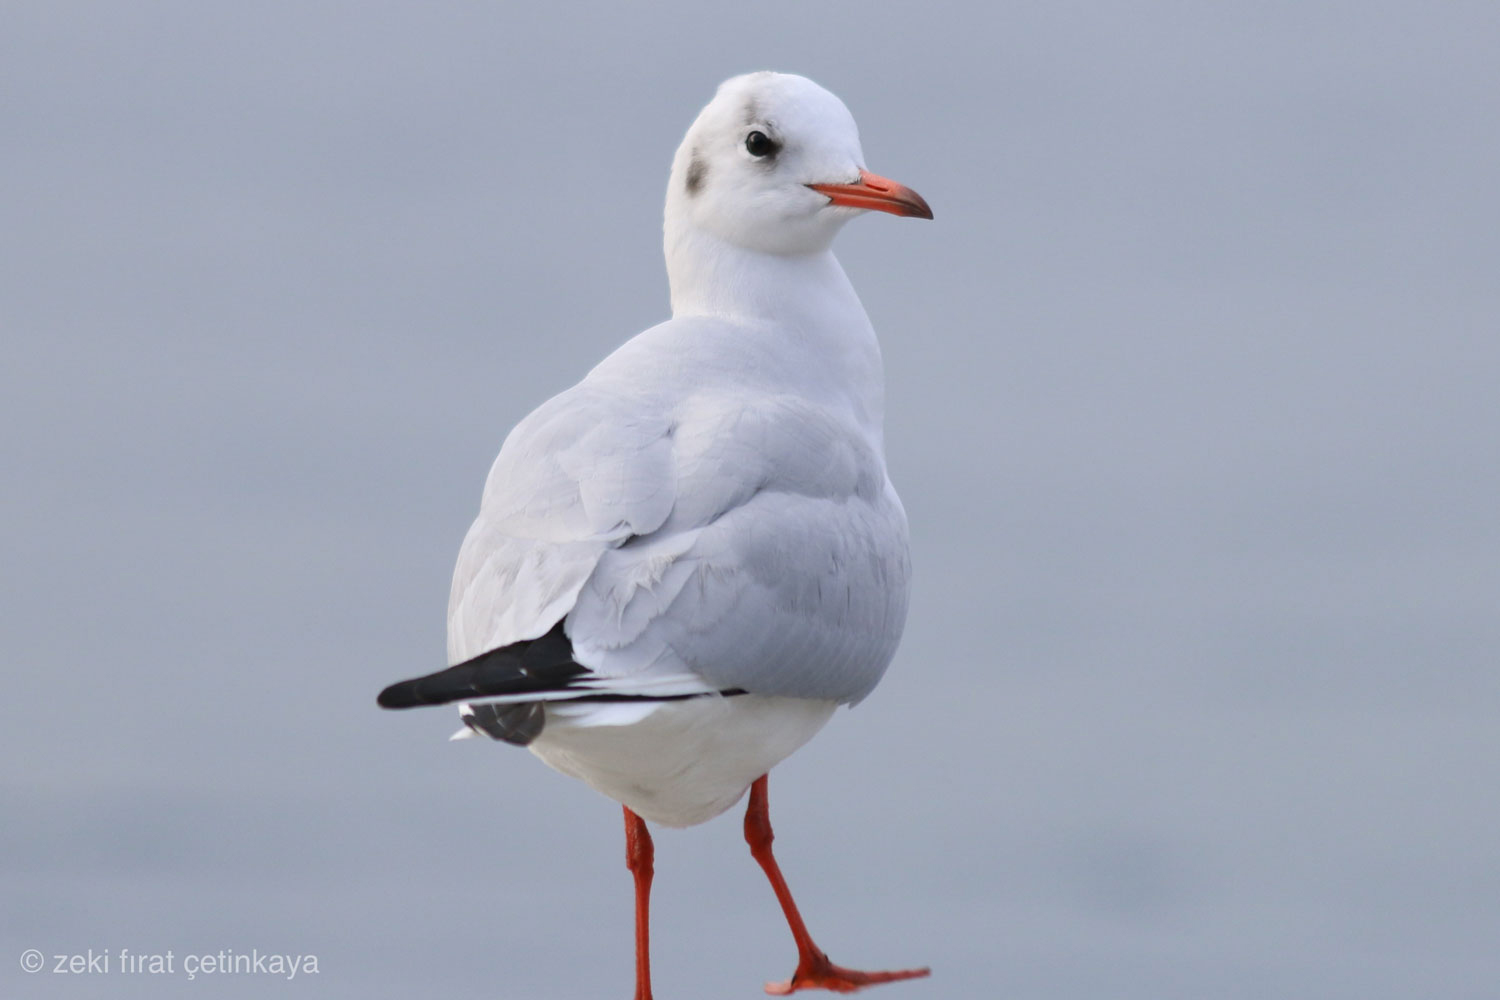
[446,385,680,667]
[564,393,911,704]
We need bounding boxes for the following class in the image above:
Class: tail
[453,702,546,746]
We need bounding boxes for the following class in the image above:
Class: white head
[664,72,931,259]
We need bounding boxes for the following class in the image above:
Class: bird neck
[663,223,887,440]
[665,224,862,329]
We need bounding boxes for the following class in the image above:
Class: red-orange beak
[808,168,933,220]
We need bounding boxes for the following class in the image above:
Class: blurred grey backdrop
[3,2,1497,998]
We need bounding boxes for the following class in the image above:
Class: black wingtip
[376,682,417,710]
[377,667,474,709]
[376,621,584,711]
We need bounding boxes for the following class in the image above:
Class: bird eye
[744,130,778,158]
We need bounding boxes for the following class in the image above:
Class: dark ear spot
[685,151,707,196]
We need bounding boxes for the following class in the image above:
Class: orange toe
[764,952,930,995]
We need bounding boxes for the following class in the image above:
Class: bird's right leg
[744,774,930,994]
[624,806,655,1000]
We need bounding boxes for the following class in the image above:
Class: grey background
[4,2,1497,998]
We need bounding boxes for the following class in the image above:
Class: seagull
[379,71,933,998]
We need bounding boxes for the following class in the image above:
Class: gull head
[665,72,932,257]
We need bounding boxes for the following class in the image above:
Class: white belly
[528,694,838,828]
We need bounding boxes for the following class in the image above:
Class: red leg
[743,774,930,995]
[624,806,655,1000]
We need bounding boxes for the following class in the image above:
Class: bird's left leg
[743,774,930,994]
[624,806,655,1000]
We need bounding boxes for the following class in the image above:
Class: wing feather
[446,386,676,663]
[567,393,910,703]
[445,332,910,706]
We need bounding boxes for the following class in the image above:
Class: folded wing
[430,340,910,710]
